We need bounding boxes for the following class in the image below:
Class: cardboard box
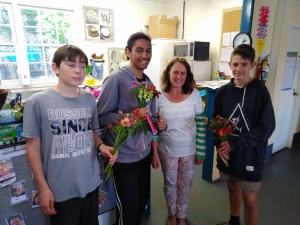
[149,15,178,39]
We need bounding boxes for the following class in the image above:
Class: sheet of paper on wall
[230,31,239,46]
[222,32,231,46]
[220,47,234,62]
[219,62,233,76]
[262,50,270,59]
[282,52,297,90]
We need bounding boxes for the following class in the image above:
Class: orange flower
[209,115,237,167]
[218,127,226,137]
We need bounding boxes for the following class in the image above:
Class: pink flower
[130,119,136,126]
[131,81,140,88]
[121,117,131,127]
[105,109,144,180]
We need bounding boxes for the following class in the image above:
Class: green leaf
[15,111,23,121]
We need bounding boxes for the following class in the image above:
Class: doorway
[273,23,300,153]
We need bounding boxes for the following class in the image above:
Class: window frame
[0,1,79,91]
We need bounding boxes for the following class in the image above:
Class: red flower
[146,85,156,91]
[218,127,226,137]
[132,108,140,117]
[209,115,237,167]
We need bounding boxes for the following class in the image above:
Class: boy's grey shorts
[219,171,261,192]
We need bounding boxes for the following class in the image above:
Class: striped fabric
[195,113,206,159]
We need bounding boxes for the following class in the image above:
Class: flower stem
[105,126,139,180]
[224,159,229,167]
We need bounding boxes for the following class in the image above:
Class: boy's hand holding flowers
[209,115,236,167]
[131,80,160,134]
[137,107,150,121]
[217,141,231,167]
[105,110,143,180]
[98,144,118,166]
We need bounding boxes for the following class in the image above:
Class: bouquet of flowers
[209,115,236,167]
[105,109,143,180]
[131,81,160,135]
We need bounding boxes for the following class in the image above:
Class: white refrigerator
[144,39,183,89]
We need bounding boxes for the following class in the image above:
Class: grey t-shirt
[23,88,100,202]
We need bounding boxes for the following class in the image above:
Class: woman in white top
[151,58,206,225]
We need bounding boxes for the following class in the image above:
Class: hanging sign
[256,39,266,57]
[256,5,270,56]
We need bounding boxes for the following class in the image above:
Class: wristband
[97,142,104,151]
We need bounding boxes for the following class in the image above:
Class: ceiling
[140,0,183,5]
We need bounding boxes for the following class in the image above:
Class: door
[273,23,300,153]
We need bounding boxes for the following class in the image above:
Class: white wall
[250,0,300,146]
[165,0,243,80]
[5,0,243,86]
[272,0,300,133]
[77,0,165,85]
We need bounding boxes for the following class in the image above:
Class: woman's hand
[157,111,167,131]
[195,158,204,165]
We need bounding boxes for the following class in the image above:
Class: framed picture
[83,6,114,42]
[108,48,130,73]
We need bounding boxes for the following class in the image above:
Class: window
[0,3,74,88]
[0,4,18,81]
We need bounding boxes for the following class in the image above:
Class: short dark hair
[161,58,195,94]
[125,32,151,53]
[52,45,88,68]
[230,44,256,63]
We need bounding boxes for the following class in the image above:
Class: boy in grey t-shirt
[23,45,117,225]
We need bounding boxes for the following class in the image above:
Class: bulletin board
[0,126,116,225]
[218,7,242,76]
[0,147,50,225]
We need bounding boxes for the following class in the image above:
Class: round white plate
[101,28,110,37]
[87,10,98,23]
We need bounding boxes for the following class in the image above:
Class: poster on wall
[282,52,297,91]
[108,48,130,73]
[83,6,114,42]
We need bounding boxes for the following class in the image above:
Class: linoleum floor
[141,147,300,225]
